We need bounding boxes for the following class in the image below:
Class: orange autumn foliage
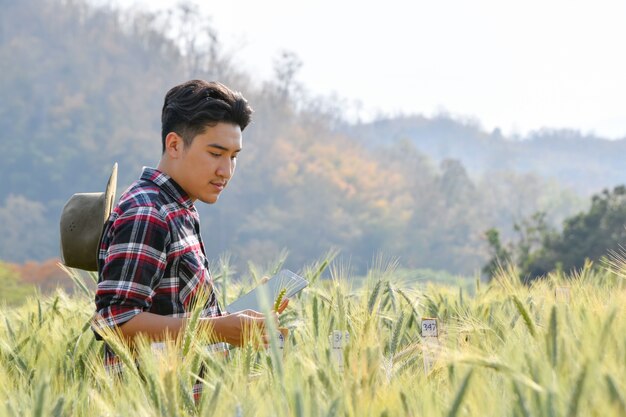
[15,258,76,294]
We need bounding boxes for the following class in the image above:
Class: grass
[0,254,625,416]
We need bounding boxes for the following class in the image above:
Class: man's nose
[216,158,234,178]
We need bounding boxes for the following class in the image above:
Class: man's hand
[209,309,269,346]
[207,299,289,347]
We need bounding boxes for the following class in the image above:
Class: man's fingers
[242,315,266,330]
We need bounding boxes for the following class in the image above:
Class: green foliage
[0,261,35,305]
[484,186,626,281]
[1,254,626,416]
[528,186,626,277]
[482,228,512,278]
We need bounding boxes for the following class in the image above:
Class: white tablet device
[225,269,309,313]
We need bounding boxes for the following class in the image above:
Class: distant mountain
[345,116,626,194]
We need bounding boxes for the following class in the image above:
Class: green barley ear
[512,295,536,337]
[567,364,588,417]
[312,296,319,337]
[447,369,474,417]
[389,312,405,355]
[274,287,287,312]
[606,374,626,415]
[51,396,65,417]
[513,381,531,417]
[32,377,48,417]
[367,280,383,315]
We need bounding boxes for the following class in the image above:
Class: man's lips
[210,181,226,191]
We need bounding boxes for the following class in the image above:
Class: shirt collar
[141,167,194,209]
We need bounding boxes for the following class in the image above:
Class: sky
[110,0,626,139]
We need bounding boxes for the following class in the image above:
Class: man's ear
[164,132,184,158]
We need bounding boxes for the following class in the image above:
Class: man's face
[173,122,243,204]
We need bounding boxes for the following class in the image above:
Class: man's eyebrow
[207,144,242,152]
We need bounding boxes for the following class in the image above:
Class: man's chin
[197,193,220,204]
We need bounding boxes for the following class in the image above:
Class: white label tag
[332,330,350,348]
[421,318,438,338]
[421,318,439,374]
[330,330,349,371]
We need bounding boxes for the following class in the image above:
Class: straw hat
[60,163,118,271]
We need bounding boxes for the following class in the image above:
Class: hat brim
[103,163,118,223]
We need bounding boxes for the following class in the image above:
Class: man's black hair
[161,80,253,153]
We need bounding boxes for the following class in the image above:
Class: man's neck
[156,158,174,180]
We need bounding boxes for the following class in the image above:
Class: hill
[346,115,626,194]
[0,0,614,276]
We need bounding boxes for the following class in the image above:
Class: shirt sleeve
[93,205,170,333]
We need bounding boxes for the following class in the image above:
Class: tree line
[483,185,626,281]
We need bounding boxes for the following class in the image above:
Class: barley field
[1,254,625,416]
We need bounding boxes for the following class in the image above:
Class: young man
[94,80,286,356]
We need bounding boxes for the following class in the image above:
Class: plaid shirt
[93,167,225,397]
[95,166,222,329]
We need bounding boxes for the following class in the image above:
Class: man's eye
[209,152,221,157]
[230,155,238,160]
